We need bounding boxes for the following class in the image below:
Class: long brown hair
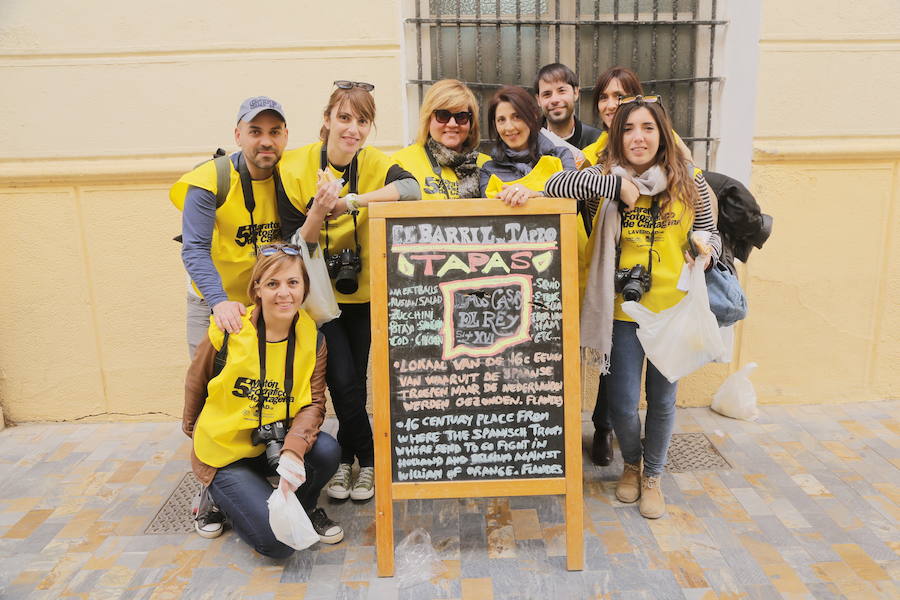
[600,99,698,214]
[319,86,376,142]
[487,85,542,163]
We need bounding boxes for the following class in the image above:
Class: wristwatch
[344,193,360,214]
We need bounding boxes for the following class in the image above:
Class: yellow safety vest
[280,142,395,303]
[170,158,281,305]
[614,168,702,321]
[192,307,317,468]
[391,143,490,200]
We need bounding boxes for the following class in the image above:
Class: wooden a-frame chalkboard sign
[368,198,584,575]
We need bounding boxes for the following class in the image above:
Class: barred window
[405,0,725,168]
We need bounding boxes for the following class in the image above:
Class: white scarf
[611,164,668,196]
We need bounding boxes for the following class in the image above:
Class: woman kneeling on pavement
[182,243,343,557]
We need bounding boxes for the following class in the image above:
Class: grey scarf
[426,138,481,198]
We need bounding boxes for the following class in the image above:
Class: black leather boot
[591,428,614,466]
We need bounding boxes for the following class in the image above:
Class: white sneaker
[350,466,375,501]
[326,463,352,500]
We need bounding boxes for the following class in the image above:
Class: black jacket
[704,171,773,270]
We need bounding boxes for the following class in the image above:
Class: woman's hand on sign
[212,300,246,333]
[498,183,539,207]
[619,178,640,210]
[277,450,306,493]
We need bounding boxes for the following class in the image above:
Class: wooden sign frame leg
[370,216,396,577]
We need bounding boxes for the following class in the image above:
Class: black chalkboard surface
[369,199,584,575]
[386,215,566,482]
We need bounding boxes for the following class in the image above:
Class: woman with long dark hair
[546,96,720,519]
[478,85,577,205]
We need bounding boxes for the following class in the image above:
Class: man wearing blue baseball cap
[171,96,290,356]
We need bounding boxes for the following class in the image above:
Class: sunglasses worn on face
[433,109,472,125]
[619,94,662,106]
[259,244,300,257]
[334,80,375,92]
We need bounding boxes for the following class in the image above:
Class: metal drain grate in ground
[666,433,731,472]
[144,472,198,534]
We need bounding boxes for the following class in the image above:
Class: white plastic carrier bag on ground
[267,487,319,550]
[622,262,725,383]
[292,239,341,327]
[394,528,447,588]
[711,362,759,421]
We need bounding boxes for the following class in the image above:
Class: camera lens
[265,440,283,469]
[621,284,643,302]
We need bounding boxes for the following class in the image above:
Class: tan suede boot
[639,474,666,519]
[615,462,642,503]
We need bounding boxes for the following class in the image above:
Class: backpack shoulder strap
[212,332,229,377]
[212,153,232,209]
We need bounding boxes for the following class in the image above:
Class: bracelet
[344,193,360,214]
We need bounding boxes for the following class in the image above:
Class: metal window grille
[405,0,724,168]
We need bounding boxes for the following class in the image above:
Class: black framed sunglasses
[258,244,301,257]
[619,94,662,106]
[433,109,473,125]
[333,80,375,92]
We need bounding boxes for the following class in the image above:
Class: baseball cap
[237,96,287,124]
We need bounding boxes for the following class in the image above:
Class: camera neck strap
[255,311,299,430]
[319,143,362,256]
[616,196,660,276]
[236,152,288,255]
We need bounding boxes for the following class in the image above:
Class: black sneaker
[195,506,225,539]
[307,507,344,544]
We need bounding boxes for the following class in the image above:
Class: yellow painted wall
[0,0,406,422]
[1,0,897,422]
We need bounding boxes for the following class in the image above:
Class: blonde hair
[600,100,698,215]
[320,87,376,142]
[247,244,310,306]
[416,79,480,152]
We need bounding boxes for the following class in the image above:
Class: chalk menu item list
[386,215,566,482]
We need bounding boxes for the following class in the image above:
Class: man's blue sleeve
[181,186,229,308]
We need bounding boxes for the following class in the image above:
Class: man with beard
[535,63,601,150]
[171,96,290,356]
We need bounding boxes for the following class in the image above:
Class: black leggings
[320,303,374,467]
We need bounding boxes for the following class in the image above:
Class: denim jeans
[605,320,678,476]
[208,431,340,558]
[320,302,374,467]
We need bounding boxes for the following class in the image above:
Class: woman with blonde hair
[546,96,720,519]
[278,81,420,502]
[182,243,343,557]
[392,79,490,199]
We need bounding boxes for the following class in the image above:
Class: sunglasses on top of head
[333,80,375,92]
[618,94,662,106]
[433,109,473,125]
[258,244,301,257]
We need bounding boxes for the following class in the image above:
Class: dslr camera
[615,265,652,302]
[250,420,288,469]
[325,248,362,294]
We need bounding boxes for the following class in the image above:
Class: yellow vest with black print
[279,142,395,303]
[170,158,281,305]
[391,143,490,199]
[614,168,702,321]
[483,155,591,304]
[192,307,317,468]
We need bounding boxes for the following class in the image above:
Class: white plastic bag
[267,487,319,550]
[291,238,341,327]
[621,262,725,383]
[711,362,759,421]
[394,528,447,588]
